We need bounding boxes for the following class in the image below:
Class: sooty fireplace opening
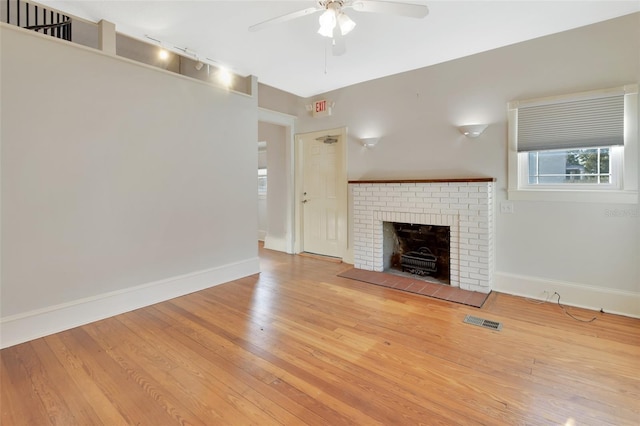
[383,222,450,285]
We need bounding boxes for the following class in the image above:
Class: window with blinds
[517,95,624,152]
[507,84,638,203]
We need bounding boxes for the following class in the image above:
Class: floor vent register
[463,315,503,331]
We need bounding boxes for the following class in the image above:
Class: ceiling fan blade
[349,1,429,19]
[249,7,321,32]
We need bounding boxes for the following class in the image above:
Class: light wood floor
[2,246,639,425]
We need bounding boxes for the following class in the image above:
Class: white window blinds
[517,94,624,152]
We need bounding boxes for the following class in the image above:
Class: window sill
[508,189,638,204]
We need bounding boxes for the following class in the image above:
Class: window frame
[507,84,638,204]
[518,146,622,190]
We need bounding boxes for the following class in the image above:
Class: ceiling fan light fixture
[337,12,356,35]
[318,9,337,37]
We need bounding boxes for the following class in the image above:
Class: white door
[300,130,346,258]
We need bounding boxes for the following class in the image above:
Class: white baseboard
[0,258,260,349]
[264,234,288,253]
[258,230,267,241]
[494,272,640,318]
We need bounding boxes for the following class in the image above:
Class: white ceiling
[37,1,639,98]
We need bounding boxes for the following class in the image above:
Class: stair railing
[2,0,71,41]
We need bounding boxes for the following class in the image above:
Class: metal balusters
[2,0,71,41]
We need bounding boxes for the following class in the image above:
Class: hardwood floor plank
[43,334,132,425]
[27,338,104,425]
[116,310,300,426]
[1,246,639,425]
[83,317,241,426]
[63,327,184,425]
[156,300,381,425]
[1,346,51,425]
[145,304,352,426]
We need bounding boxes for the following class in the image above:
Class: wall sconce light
[361,137,380,148]
[458,124,489,138]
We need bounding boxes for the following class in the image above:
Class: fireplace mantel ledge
[348,178,496,184]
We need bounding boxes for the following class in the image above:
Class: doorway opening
[296,128,347,259]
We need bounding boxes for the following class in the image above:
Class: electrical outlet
[500,202,514,214]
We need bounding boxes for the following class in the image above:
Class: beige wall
[287,14,640,311]
[1,25,259,340]
[258,83,304,117]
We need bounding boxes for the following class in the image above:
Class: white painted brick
[470,272,489,281]
[460,277,480,286]
[469,227,486,234]
[470,239,489,247]
[432,203,450,210]
[463,264,480,273]
[459,186,479,193]
[470,250,488,259]
[445,203,463,210]
[459,221,476,228]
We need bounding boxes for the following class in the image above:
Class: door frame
[258,107,297,254]
[294,127,348,258]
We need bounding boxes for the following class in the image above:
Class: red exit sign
[312,99,332,117]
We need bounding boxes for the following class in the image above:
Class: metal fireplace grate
[463,315,503,331]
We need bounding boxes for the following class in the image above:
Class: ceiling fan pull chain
[324,42,328,75]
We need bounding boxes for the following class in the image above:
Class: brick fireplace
[350,179,495,293]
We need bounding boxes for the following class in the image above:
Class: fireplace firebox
[384,222,450,284]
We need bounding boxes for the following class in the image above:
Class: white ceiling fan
[249,1,429,56]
